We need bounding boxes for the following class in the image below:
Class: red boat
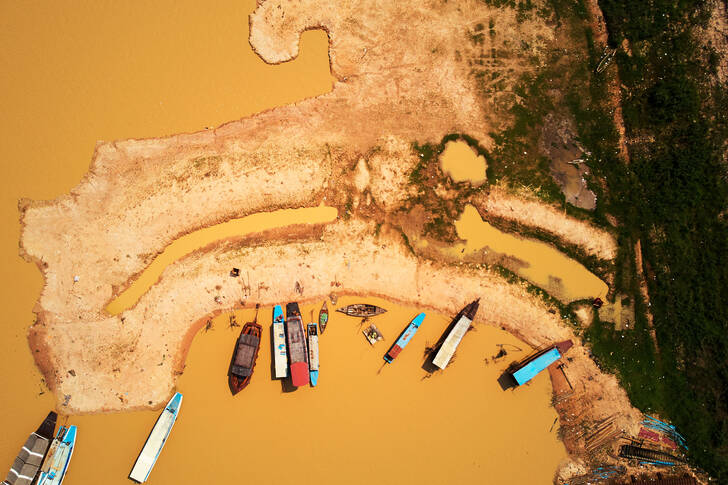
[285,302,309,387]
[228,321,262,395]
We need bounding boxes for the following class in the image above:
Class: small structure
[618,444,683,466]
[230,268,240,277]
[500,340,573,389]
[363,324,383,345]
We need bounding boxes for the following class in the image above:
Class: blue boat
[129,392,182,483]
[36,425,77,485]
[509,340,573,386]
[384,313,425,363]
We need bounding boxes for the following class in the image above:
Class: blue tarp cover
[512,348,561,386]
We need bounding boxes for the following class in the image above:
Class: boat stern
[310,370,319,387]
[290,362,309,387]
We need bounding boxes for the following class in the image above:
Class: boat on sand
[285,302,309,387]
[229,320,262,394]
[2,411,57,485]
[318,301,329,334]
[308,323,320,386]
[336,304,386,318]
[129,392,182,483]
[384,313,426,363]
[36,425,77,485]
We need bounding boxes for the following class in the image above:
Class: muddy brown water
[0,2,566,484]
[439,140,487,185]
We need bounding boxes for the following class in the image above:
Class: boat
[2,411,57,485]
[272,305,288,379]
[363,324,384,345]
[318,301,329,334]
[229,320,262,394]
[129,392,182,483]
[36,425,77,485]
[431,299,480,370]
[507,340,573,387]
[384,312,425,363]
[336,304,387,318]
[285,302,309,387]
[307,323,320,386]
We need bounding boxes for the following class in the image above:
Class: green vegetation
[584,0,728,480]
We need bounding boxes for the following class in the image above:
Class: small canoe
[432,299,480,370]
[229,321,263,395]
[272,305,288,379]
[36,425,77,485]
[285,302,309,387]
[318,301,329,334]
[2,411,57,485]
[307,323,320,387]
[384,312,425,363]
[129,392,182,483]
[336,304,387,318]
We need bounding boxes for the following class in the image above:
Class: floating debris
[363,324,383,345]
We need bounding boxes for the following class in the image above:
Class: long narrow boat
[229,321,262,395]
[285,302,309,387]
[318,301,329,334]
[508,340,573,386]
[36,425,77,485]
[272,305,288,379]
[2,411,56,485]
[336,304,386,318]
[432,299,480,370]
[384,312,426,364]
[307,323,320,386]
[129,392,182,483]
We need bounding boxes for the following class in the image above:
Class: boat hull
[318,301,329,334]
[432,300,480,370]
[36,425,77,485]
[228,322,262,395]
[308,322,319,387]
[129,392,182,483]
[336,304,387,318]
[384,313,425,363]
[272,305,288,379]
[285,303,309,387]
[2,411,57,485]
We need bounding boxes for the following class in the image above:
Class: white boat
[432,299,480,369]
[272,305,288,378]
[129,392,182,483]
[307,322,319,386]
[36,425,77,485]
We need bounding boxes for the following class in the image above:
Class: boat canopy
[512,347,561,386]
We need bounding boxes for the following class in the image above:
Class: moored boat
[2,411,57,485]
[307,323,320,386]
[272,305,288,379]
[129,392,182,483]
[285,302,309,387]
[431,299,480,370]
[36,425,77,485]
[384,312,425,363]
[229,320,262,395]
[336,304,386,318]
[318,301,329,334]
[507,340,573,387]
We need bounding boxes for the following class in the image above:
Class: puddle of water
[454,205,607,302]
[439,140,487,185]
[64,298,566,485]
[106,206,338,315]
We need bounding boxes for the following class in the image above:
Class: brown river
[1,2,567,484]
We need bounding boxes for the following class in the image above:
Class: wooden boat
[229,321,263,394]
[432,299,480,370]
[285,302,309,387]
[336,304,386,318]
[384,313,425,363]
[36,425,77,485]
[318,301,329,334]
[307,323,320,386]
[129,392,182,483]
[2,411,56,485]
[272,305,288,379]
[363,324,384,345]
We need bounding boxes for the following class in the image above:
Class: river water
[0,2,566,484]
